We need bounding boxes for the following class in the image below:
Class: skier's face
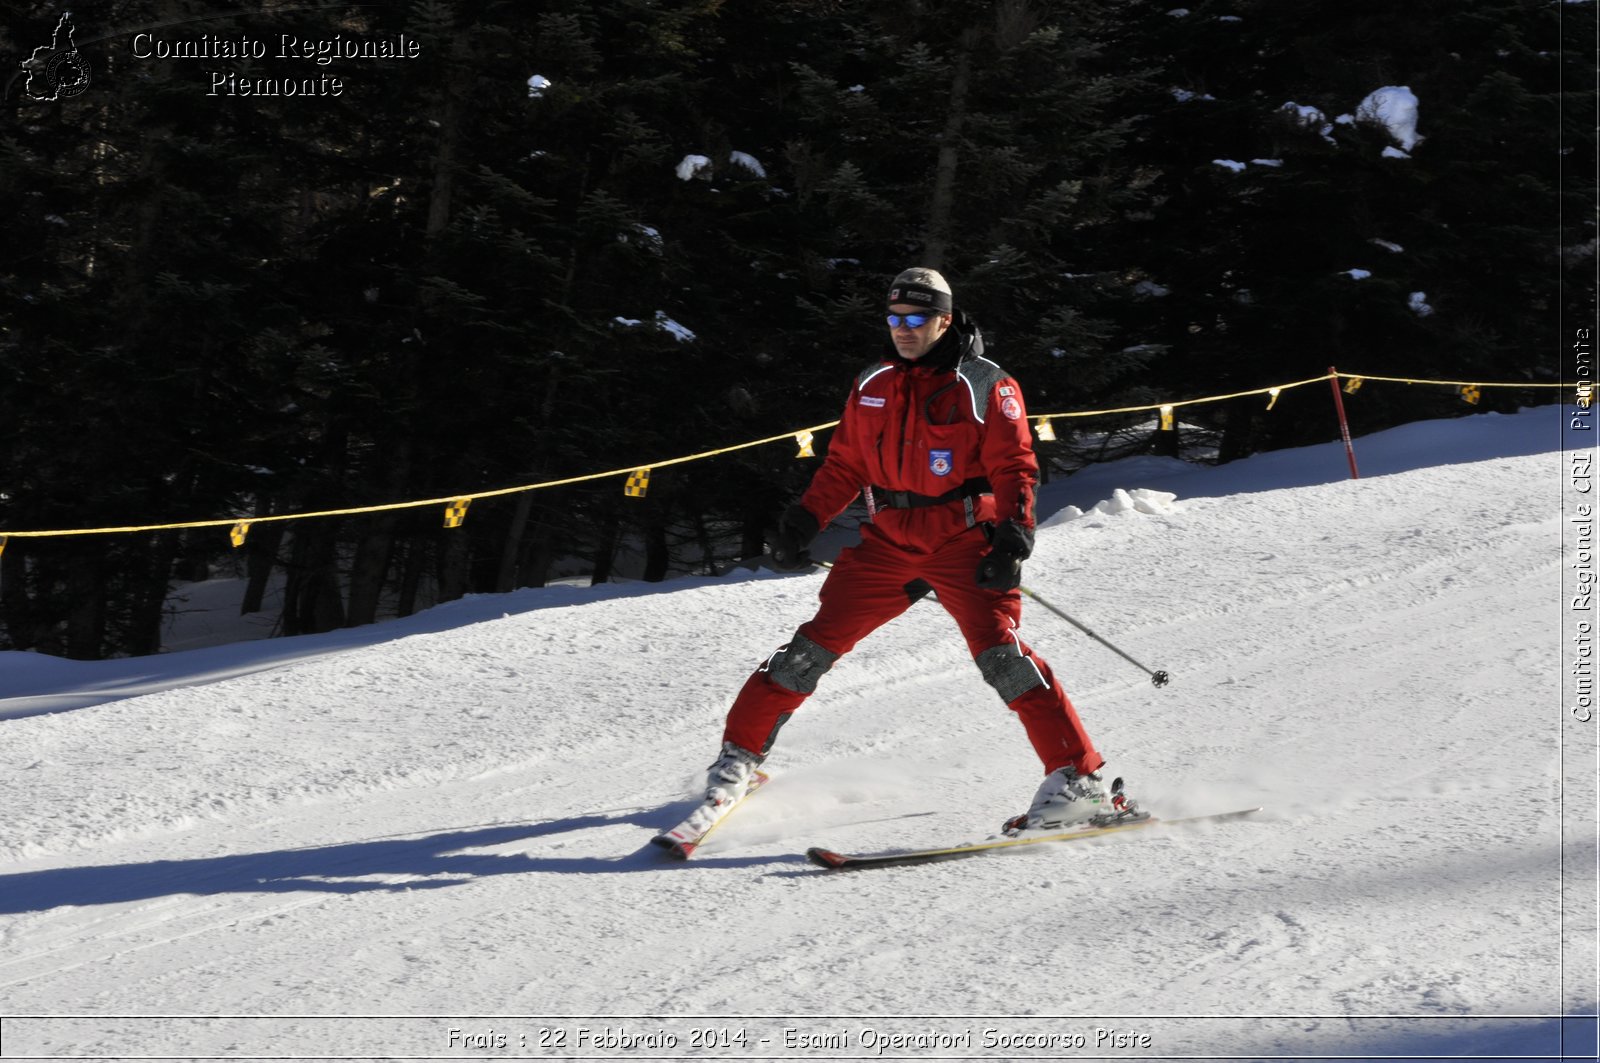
[887,304,951,361]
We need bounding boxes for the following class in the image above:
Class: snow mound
[1041,487,1183,526]
[674,154,711,181]
[1357,85,1421,151]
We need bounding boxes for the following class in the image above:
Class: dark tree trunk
[590,509,619,586]
[65,547,106,659]
[741,504,767,561]
[345,513,397,626]
[1150,421,1180,458]
[396,537,426,618]
[437,529,471,603]
[924,28,979,268]
[281,525,345,636]
[643,521,669,582]
[693,511,717,575]
[497,493,534,593]
[126,531,178,656]
[240,517,285,616]
[1217,395,1263,465]
[0,541,38,650]
[517,514,558,588]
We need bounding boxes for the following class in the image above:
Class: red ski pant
[722,524,1103,777]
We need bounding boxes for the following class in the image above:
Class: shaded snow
[728,151,766,177]
[1358,85,1422,151]
[674,154,711,180]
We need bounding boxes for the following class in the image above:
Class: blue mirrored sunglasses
[886,312,938,329]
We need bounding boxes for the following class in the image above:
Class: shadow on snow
[0,804,812,914]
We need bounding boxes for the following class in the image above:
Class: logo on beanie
[887,279,951,312]
[890,287,939,307]
[929,449,953,477]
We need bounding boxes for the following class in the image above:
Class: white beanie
[886,267,953,312]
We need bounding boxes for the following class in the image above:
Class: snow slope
[1,406,1594,1062]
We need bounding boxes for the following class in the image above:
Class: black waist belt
[871,478,992,510]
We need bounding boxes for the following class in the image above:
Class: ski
[651,770,772,860]
[805,806,1261,871]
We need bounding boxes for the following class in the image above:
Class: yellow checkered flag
[1343,376,1364,395]
[625,469,650,498]
[444,498,471,528]
[229,522,251,548]
[1460,385,1481,405]
[795,431,815,458]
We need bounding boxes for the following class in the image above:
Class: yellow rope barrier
[1324,372,1567,390]
[0,419,841,539]
[1034,374,1334,419]
[1033,372,1566,421]
[0,372,1573,541]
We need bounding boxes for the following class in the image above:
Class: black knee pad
[764,631,840,694]
[975,643,1046,703]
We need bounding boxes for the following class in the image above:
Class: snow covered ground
[1,406,1595,1062]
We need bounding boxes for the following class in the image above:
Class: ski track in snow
[0,408,1593,1060]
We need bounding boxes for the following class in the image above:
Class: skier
[703,267,1129,834]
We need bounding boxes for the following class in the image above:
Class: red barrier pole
[1327,366,1360,480]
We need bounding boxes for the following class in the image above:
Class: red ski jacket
[800,322,1039,552]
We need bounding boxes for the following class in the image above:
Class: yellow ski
[652,770,772,859]
[806,806,1261,870]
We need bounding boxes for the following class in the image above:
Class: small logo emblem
[20,14,91,101]
[929,449,953,477]
[859,395,886,408]
[1000,396,1023,421]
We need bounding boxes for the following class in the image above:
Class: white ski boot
[1004,767,1138,835]
[705,741,763,808]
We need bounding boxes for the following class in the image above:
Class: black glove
[768,504,820,571]
[975,519,1034,591]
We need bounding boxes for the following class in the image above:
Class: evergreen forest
[1,0,1593,658]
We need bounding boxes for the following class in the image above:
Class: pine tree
[1,0,348,654]
[763,0,1165,451]
[1113,0,1589,456]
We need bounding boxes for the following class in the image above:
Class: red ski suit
[721,326,1104,777]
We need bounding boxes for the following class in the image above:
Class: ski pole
[810,560,1168,688]
[1019,585,1171,688]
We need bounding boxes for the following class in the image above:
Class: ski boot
[1003,768,1145,835]
[705,741,763,808]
